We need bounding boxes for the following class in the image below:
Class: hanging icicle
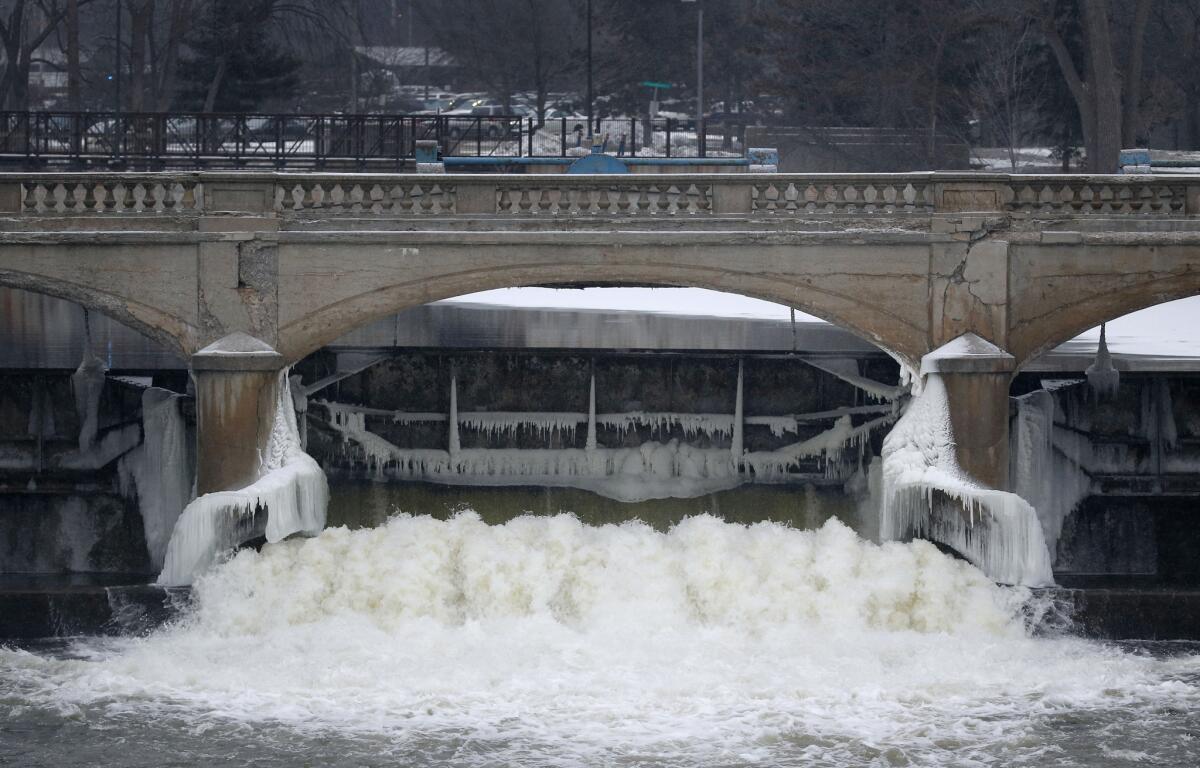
[586,370,598,451]
[448,368,460,458]
[1086,323,1120,399]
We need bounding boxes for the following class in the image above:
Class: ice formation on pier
[118,387,193,570]
[880,373,1054,586]
[157,375,327,586]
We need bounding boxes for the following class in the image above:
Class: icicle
[731,360,744,468]
[448,370,460,458]
[1086,323,1120,399]
[586,371,597,451]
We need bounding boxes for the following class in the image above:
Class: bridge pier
[191,333,286,496]
[921,334,1016,490]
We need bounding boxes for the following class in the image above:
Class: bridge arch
[1010,270,1200,371]
[0,268,197,360]
[275,254,928,368]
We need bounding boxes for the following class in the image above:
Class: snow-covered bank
[157,375,327,586]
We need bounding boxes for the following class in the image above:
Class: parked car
[442,104,522,142]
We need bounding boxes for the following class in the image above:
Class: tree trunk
[1081,1,1121,172]
[154,0,191,111]
[66,0,81,110]
[1121,0,1153,148]
[203,55,227,113]
[927,31,947,168]
[127,0,151,112]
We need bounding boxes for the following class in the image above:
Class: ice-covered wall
[1009,389,1092,562]
[157,375,327,586]
[118,388,194,570]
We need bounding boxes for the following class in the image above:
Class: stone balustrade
[0,171,1196,218]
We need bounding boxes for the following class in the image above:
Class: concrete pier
[191,333,284,495]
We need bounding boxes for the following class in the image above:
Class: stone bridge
[2,170,1199,499]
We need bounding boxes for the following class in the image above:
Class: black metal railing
[526,116,745,159]
[0,111,747,169]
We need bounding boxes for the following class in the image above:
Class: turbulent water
[4,513,1200,767]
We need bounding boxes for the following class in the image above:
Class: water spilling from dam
[6,286,1200,765]
[2,513,1200,767]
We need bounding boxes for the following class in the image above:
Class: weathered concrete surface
[3,171,1200,493]
[191,334,284,495]
[2,172,1198,374]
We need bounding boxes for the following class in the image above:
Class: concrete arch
[275,254,929,367]
[1009,267,1200,371]
[0,268,197,360]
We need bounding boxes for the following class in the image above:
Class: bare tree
[972,15,1047,169]
[0,0,97,109]
[419,0,580,121]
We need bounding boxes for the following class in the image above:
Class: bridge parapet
[1,171,1196,219]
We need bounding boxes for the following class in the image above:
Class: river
[3,512,1200,767]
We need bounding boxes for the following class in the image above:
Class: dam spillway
[5,285,1200,765]
[4,284,1200,594]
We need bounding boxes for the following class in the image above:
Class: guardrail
[2,171,1194,217]
[0,112,748,170]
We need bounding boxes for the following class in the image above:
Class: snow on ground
[440,289,1200,358]
[439,287,813,321]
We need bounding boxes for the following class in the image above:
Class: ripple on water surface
[3,513,1200,767]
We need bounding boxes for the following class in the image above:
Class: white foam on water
[3,513,1198,767]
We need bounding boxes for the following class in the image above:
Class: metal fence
[527,117,745,159]
[0,111,746,169]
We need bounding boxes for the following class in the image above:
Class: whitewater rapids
[3,513,1200,767]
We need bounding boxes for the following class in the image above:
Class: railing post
[699,117,706,158]
[316,115,325,170]
[72,111,83,164]
[1186,185,1200,215]
[711,179,752,215]
[156,113,167,163]
[933,179,1007,213]
[274,114,284,169]
[666,118,672,158]
[455,178,496,214]
[194,114,202,166]
[560,116,566,157]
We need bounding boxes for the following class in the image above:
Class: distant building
[353,46,458,91]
